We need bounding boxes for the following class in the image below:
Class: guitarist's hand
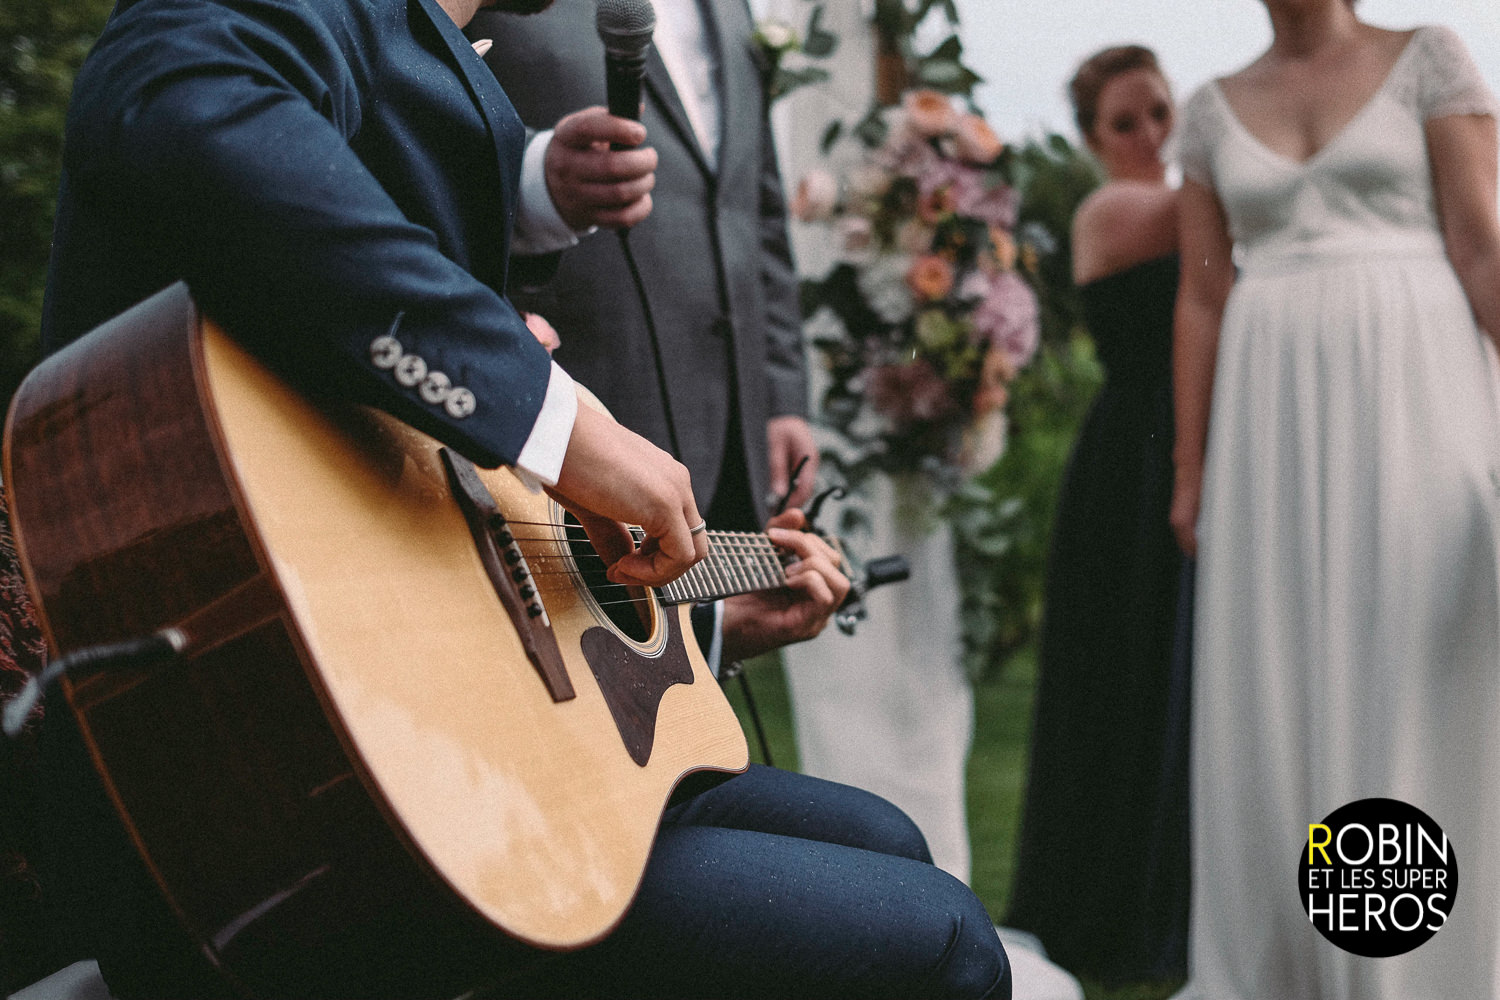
[549,401,707,587]
[720,510,850,663]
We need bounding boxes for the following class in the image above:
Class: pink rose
[878,124,941,178]
[919,160,987,221]
[972,270,1039,370]
[915,160,980,223]
[790,168,839,222]
[958,181,1020,229]
[957,269,992,302]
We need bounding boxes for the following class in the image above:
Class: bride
[1171,1,1500,996]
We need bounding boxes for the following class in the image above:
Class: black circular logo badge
[1300,798,1457,957]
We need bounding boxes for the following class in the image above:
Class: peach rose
[990,227,1018,271]
[954,113,1003,164]
[902,89,958,138]
[790,168,839,222]
[906,254,955,302]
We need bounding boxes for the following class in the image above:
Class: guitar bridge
[440,448,574,702]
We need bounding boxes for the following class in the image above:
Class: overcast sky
[958,1,1500,144]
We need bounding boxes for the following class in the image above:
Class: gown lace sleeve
[1172,83,1222,188]
[1412,24,1499,122]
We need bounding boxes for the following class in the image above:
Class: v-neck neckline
[1211,27,1422,170]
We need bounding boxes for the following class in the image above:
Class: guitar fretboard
[657,530,790,605]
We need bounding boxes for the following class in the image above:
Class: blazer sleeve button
[395,353,428,387]
[420,370,453,404]
[445,387,477,419]
[370,335,403,369]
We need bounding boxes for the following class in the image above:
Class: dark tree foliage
[0,3,110,990]
[0,0,113,414]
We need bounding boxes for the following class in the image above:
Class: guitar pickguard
[580,613,695,767]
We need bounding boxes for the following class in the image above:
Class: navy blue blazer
[42,0,551,469]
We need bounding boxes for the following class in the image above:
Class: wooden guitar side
[4,285,748,983]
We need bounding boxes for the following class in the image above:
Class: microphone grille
[596,0,656,56]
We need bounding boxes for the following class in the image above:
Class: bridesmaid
[1005,44,1190,987]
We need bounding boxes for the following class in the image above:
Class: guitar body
[4,284,748,981]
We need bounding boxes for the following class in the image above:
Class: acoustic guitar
[2,283,809,982]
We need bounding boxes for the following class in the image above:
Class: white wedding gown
[1174,26,1500,999]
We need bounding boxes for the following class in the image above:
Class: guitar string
[495,524,788,551]
[500,540,789,562]
[495,531,789,563]
[471,518,792,607]
[497,519,809,561]
[502,518,789,541]
[506,557,794,587]
[500,554,792,607]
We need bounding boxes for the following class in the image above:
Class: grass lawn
[725,648,1182,1000]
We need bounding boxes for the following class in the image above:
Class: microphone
[596,0,656,124]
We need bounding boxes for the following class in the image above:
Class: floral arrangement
[794,89,1042,497]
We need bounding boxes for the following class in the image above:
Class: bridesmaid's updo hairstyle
[1069,45,1164,140]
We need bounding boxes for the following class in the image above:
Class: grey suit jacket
[471,0,807,528]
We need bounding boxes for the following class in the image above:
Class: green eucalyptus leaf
[802,6,838,58]
[853,108,889,149]
[820,120,844,155]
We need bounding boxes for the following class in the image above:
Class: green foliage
[913,34,983,101]
[0,0,113,413]
[799,4,837,59]
[872,0,977,104]
[757,4,838,104]
[964,642,1038,922]
[950,331,1100,680]
[1015,136,1105,345]
[873,0,961,49]
[949,133,1104,681]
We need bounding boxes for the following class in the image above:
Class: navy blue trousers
[492,765,1012,999]
[40,695,1008,1000]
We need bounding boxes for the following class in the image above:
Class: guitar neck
[656,530,790,606]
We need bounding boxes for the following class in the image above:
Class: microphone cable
[2,631,184,740]
[615,227,685,462]
[616,229,779,766]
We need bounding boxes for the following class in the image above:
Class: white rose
[857,254,915,325]
[755,19,798,52]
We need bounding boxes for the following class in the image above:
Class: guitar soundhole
[562,513,654,643]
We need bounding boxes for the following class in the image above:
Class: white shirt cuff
[513,129,596,256]
[513,360,577,488]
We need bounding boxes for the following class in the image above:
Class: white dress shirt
[651,0,721,169]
